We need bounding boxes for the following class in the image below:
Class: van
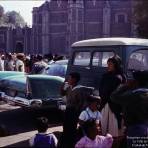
[66,38,148,89]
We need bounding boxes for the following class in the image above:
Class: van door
[67,46,123,89]
[66,50,93,86]
[91,50,115,89]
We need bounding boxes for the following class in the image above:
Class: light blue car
[0,74,65,110]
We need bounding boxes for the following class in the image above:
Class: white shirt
[29,132,58,147]
[15,59,25,72]
[0,59,4,71]
[79,107,102,122]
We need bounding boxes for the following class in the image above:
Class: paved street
[0,101,63,147]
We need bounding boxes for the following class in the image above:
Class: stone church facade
[0,26,32,54]
[32,0,134,55]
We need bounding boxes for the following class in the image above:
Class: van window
[128,50,148,71]
[92,52,114,67]
[73,52,90,66]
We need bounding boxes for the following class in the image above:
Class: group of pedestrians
[28,55,148,148]
[0,53,25,72]
[0,52,66,74]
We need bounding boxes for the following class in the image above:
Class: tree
[0,5,5,25]
[134,0,148,38]
[0,5,4,17]
[6,11,25,27]
[0,5,26,27]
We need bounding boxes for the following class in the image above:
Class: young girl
[75,120,113,148]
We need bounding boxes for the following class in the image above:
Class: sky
[0,0,46,26]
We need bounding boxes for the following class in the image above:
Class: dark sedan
[0,74,65,110]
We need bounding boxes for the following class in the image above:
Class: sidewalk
[0,126,62,147]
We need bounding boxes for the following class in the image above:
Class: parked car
[0,71,25,80]
[0,71,26,100]
[42,60,68,78]
[67,37,148,89]
[0,74,65,110]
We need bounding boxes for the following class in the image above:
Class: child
[29,117,58,148]
[75,120,113,148]
[77,95,102,141]
[79,95,102,125]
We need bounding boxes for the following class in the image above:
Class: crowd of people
[0,52,66,74]
[28,55,148,148]
[0,52,148,148]
[57,56,124,148]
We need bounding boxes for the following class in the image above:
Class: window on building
[38,14,42,24]
[33,15,36,23]
[0,34,4,43]
[115,13,127,23]
[118,15,125,23]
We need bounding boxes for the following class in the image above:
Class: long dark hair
[107,56,123,74]
[107,56,126,83]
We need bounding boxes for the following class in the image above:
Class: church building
[31,0,134,54]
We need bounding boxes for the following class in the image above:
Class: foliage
[0,5,26,27]
[0,5,4,17]
[6,11,25,27]
[134,0,148,38]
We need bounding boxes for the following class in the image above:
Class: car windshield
[29,78,62,99]
[46,64,67,78]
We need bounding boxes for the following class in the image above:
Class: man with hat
[111,70,148,147]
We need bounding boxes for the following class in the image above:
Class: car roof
[0,75,26,92]
[0,71,25,80]
[0,75,26,83]
[27,75,65,82]
[50,59,68,65]
[0,75,64,92]
[0,74,64,83]
[72,37,148,47]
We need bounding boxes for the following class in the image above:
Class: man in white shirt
[0,55,4,71]
[15,54,25,72]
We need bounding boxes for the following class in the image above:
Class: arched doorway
[15,41,24,53]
